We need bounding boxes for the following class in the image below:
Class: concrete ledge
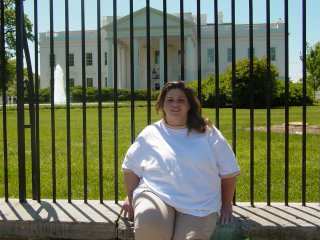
[214,202,320,240]
[0,199,130,240]
[0,199,319,240]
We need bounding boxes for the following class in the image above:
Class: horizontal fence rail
[0,0,318,207]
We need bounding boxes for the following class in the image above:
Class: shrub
[288,82,314,105]
[224,57,280,108]
[117,89,131,101]
[86,87,98,102]
[134,89,148,100]
[70,86,83,102]
[151,90,161,101]
[38,87,51,103]
[188,75,232,108]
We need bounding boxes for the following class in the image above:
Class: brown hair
[155,81,211,133]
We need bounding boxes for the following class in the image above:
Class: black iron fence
[0,0,318,206]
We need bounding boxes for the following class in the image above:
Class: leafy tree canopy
[224,57,280,108]
[1,0,34,58]
[1,0,34,91]
[306,42,320,96]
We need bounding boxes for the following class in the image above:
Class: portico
[103,7,196,90]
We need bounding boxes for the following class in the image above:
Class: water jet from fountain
[54,64,66,105]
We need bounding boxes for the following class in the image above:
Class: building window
[227,48,232,62]
[247,48,255,58]
[69,53,74,66]
[86,53,93,66]
[207,48,214,63]
[87,78,93,87]
[155,50,160,64]
[178,50,181,64]
[49,54,55,67]
[69,78,74,87]
[105,52,108,65]
[105,77,108,87]
[270,47,276,61]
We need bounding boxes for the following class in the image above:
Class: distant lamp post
[152,68,158,79]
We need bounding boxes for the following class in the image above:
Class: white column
[159,37,164,89]
[134,37,139,89]
[186,36,194,82]
[120,45,126,88]
[167,45,173,82]
[107,39,113,88]
[117,43,123,89]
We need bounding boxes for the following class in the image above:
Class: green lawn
[0,103,319,203]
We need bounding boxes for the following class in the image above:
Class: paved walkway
[0,199,319,239]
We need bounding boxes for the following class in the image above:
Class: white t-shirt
[122,119,240,217]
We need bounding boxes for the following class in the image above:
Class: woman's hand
[219,202,233,224]
[122,196,134,221]
[123,171,140,221]
[220,175,238,224]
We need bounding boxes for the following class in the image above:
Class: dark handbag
[114,208,134,240]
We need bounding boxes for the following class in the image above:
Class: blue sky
[24,0,320,82]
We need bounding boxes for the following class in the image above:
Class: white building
[39,7,285,90]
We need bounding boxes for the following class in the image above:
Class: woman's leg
[133,191,176,240]
[172,212,218,240]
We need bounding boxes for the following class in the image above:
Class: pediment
[104,7,194,31]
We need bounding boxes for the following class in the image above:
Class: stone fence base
[0,199,319,240]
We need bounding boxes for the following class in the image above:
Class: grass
[0,102,319,203]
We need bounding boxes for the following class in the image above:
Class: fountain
[54,64,66,104]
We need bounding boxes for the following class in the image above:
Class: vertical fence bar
[249,0,255,206]
[34,0,41,203]
[196,0,201,102]
[130,0,135,143]
[16,0,26,203]
[49,0,56,203]
[65,0,72,203]
[113,0,119,203]
[266,0,271,206]
[231,0,237,204]
[20,1,37,201]
[231,0,236,158]
[214,0,219,128]
[146,0,151,125]
[96,0,104,203]
[23,5,37,201]
[179,0,185,81]
[301,0,307,206]
[80,0,88,203]
[1,0,8,202]
[284,0,289,206]
[163,0,168,83]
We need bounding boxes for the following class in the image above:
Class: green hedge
[34,86,160,103]
[29,81,314,107]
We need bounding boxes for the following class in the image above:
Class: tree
[224,57,280,108]
[1,0,34,57]
[188,75,232,108]
[306,42,320,98]
[1,0,34,91]
[3,58,16,95]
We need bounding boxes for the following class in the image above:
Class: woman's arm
[220,175,237,224]
[123,170,140,220]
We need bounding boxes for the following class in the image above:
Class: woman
[122,81,240,240]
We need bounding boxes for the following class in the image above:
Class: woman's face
[163,88,190,126]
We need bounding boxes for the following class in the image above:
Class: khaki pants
[133,191,218,240]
